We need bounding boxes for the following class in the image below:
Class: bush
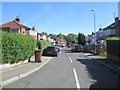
[0,31,2,64]
[37,40,51,51]
[106,37,120,57]
[1,32,37,64]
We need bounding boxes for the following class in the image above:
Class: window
[11,29,19,33]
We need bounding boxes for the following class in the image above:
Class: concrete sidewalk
[1,56,52,87]
[83,53,119,74]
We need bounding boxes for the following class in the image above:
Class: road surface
[2,47,119,89]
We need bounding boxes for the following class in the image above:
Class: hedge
[37,40,51,51]
[106,37,120,57]
[0,31,2,64]
[1,32,37,64]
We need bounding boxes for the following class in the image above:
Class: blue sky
[1,2,118,35]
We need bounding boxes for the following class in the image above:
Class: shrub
[0,31,2,64]
[1,32,37,64]
[106,37,120,57]
[37,40,51,51]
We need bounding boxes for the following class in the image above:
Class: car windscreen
[47,47,56,51]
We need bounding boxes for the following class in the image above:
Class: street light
[91,9,96,54]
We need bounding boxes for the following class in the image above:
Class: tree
[41,32,48,36]
[48,33,58,41]
[66,33,77,45]
[77,33,86,45]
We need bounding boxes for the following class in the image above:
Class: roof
[103,22,115,30]
[0,20,23,29]
[21,24,31,30]
[0,20,34,31]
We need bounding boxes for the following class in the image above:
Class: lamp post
[91,9,96,54]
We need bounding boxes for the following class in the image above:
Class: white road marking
[69,57,73,63]
[73,68,81,90]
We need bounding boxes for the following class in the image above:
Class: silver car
[71,44,83,52]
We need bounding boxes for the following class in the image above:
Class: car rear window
[47,47,56,50]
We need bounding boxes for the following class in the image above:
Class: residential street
[2,47,119,89]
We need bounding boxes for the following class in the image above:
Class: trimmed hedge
[1,32,37,64]
[37,40,51,51]
[0,31,2,64]
[106,37,120,57]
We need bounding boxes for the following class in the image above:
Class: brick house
[56,38,67,47]
[0,17,26,35]
[0,17,38,40]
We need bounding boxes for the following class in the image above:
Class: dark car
[71,44,83,52]
[42,46,60,57]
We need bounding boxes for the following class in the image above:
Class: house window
[11,29,19,33]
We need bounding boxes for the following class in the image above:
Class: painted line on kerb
[69,57,73,63]
[73,68,81,90]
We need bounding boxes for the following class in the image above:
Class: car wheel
[56,53,58,57]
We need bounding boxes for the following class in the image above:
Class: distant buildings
[56,38,67,47]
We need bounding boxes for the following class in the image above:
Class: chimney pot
[15,16,20,23]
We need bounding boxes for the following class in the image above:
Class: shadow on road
[64,50,82,53]
[76,58,119,89]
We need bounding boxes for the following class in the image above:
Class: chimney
[15,16,21,23]
[92,32,94,35]
[99,28,102,31]
[115,17,119,25]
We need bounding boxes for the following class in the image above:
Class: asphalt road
[3,47,119,89]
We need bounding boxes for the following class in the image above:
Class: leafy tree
[41,32,48,36]
[66,33,77,45]
[48,33,58,40]
[57,33,66,40]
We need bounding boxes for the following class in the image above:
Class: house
[37,33,46,40]
[97,17,120,46]
[0,17,26,35]
[24,26,38,40]
[56,38,67,47]
[46,36,51,42]
[85,17,120,54]
[0,17,38,40]
[86,17,119,47]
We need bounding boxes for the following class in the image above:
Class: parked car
[117,65,120,74]
[42,46,60,57]
[67,45,72,48]
[71,44,83,52]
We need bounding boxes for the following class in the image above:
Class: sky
[1,2,119,35]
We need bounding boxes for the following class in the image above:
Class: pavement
[0,52,119,88]
[1,55,52,87]
[83,53,119,74]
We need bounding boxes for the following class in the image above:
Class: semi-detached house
[0,17,38,40]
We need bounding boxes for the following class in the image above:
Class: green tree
[57,33,66,40]
[66,33,77,45]
[77,33,85,45]
[41,32,48,36]
[48,33,58,40]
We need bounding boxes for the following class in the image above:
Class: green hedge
[106,37,120,57]
[1,32,37,64]
[0,31,2,64]
[37,40,51,51]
